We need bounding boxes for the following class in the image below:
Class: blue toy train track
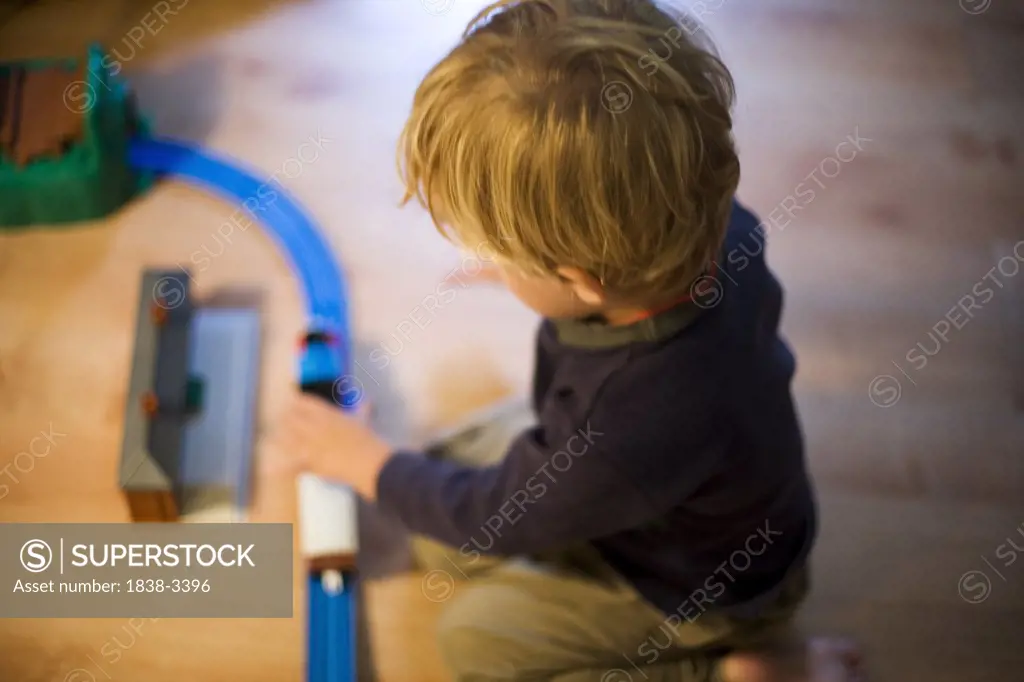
[128,136,360,682]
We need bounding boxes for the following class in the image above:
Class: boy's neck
[552,291,707,349]
[600,261,721,326]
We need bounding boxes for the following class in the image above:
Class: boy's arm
[375,390,725,556]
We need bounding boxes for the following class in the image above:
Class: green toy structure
[0,44,151,229]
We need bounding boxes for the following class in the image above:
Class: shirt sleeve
[374,360,727,556]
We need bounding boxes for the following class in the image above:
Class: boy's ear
[555,266,606,305]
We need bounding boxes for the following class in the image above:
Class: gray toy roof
[118,270,192,490]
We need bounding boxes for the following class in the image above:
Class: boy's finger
[292,392,323,412]
[260,439,307,475]
[265,426,299,455]
[289,394,332,421]
[304,392,347,415]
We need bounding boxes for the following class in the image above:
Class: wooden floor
[1,0,1022,680]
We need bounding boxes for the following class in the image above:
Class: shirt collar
[551,291,711,349]
[549,258,724,349]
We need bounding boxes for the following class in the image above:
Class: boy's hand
[268,393,392,501]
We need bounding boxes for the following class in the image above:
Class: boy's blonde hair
[398,0,739,300]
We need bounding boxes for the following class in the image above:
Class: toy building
[119,269,261,522]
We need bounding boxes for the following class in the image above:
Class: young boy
[272,1,863,680]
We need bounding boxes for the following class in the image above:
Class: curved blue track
[127,137,356,682]
[128,137,349,337]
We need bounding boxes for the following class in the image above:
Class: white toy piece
[298,473,358,560]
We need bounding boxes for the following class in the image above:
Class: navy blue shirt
[377,200,816,618]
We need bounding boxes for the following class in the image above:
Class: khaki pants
[414,400,808,682]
